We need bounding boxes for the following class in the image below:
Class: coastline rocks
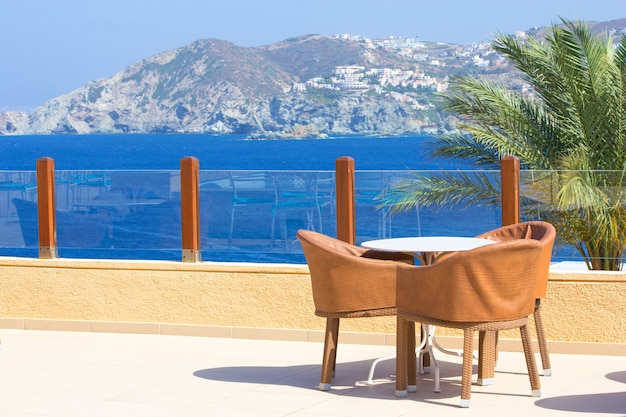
[0,111,28,135]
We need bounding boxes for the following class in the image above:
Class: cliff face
[1,36,441,137]
[0,111,28,134]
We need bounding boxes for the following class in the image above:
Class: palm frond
[377,171,500,214]
[438,76,556,168]
[492,31,582,141]
[556,171,608,210]
[427,133,501,168]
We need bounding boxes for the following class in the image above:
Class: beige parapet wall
[0,257,624,355]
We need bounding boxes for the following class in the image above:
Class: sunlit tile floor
[0,329,624,416]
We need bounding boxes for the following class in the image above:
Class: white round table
[362,236,495,265]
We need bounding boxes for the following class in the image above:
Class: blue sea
[0,133,575,263]
[0,133,470,171]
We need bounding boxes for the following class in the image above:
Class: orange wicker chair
[395,239,543,407]
[296,229,412,391]
[477,221,556,376]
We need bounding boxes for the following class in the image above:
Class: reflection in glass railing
[0,170,39,258]
[0,168,591,264]
[7,170,181,260]
[200,170,336,263]
[361,170,502,243]
[520,170,626,267]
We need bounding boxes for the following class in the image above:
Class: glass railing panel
[520,170,626,267]
[198,170,232,257]
[200,170,336,263]
[54,170,180,260]
[10,167,596,266]
[356,170,502,244]
[0,170,38,257]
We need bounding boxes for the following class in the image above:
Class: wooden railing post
[335,156,356,244]
[501,155,520,226]
[36,157,57,259]
[180,157,201,262]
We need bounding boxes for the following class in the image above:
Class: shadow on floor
[606,371,626,384]
[535,391,626,414]
[533,370,626,413]
[193,358,469,401]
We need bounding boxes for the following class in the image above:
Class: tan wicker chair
[296,229,412,391]
[395,239,543,408]
[477,221,556,376]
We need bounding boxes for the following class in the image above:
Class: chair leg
[407,321,417,393]
[281,213,289,251]
[316,204,323,233]
[534,299,552,376]
[520,323,542,398]
[331,318,339,377]
[477,330,496,386]
[270,208,278,249]
[229,206,236,247]
[319,317,339,391]
[420,325,431,372]
[494,330,500,367]
[395,317,410,397]
[460,329,474,408]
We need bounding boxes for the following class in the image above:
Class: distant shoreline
[0,133,459,171]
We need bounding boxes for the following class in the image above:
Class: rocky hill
[2,19,625,137]
[3,36,441,137]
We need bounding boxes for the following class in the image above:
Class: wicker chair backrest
[477,221,556,298]
[397,239,543,322]
[297,230,402,314]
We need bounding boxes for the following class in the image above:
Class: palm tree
[380,19,626,270]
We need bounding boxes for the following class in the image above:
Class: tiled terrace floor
[0,329,624,416]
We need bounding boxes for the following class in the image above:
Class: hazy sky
[1,0,623,111]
